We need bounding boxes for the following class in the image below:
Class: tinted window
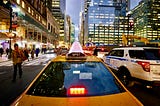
[129,50,146,59]
[109,50,124,57]
[129,49,160,60]
[144,49,160,60]
[27,61,124,97]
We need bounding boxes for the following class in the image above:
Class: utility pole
[3,0,12,59]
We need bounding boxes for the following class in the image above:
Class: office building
[84,0,133,45]
[131,0,160,41]
[51,0,66,42]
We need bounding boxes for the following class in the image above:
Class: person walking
[6,48,9,57]
[35,48,40,57]
[23,48,29,61]
[0,47,4,57]
[11,43,25,82]
[93,46,98,56]
[31,48,35,59]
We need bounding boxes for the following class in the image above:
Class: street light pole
[8,1,12,59]
[4,0,12,59]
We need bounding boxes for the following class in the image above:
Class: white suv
[103,47,160,87]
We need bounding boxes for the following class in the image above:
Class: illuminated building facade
[0,0,60,50]
[51,0,66,41]
[131,0,160,40]
[84,0,133,45]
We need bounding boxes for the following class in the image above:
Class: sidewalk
[0,54,9,63]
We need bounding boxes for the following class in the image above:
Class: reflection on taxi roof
[27,61,124,97]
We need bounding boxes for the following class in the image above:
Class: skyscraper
[51,0,66,41]
[84,0,132,45]
[131,0,160,41]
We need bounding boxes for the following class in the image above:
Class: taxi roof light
[66,41,86,60]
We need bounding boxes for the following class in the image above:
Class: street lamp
[3,0,12,59]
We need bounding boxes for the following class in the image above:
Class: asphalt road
[0,54,53,106]
[0,64,44,105]
[127,84,160,106]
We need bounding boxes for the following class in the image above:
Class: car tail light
[101,48,104,51]
[137,61,150,72]
[68,86,87,95]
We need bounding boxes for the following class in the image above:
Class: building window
[32,10,34,16]
[22,1,25,8]
[16,0,20,4]
[36,14,38,19]
[39,16,41,21]
[48,23,50,30]
[28,7,31,13]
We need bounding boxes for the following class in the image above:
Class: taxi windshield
[27,61,124,97]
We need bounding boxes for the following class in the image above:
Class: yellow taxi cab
[11,41,143,106]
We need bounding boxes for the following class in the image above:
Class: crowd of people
[0,47,9,57]
[0,46,41,60]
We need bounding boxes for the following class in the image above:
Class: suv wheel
[118,70,134,87]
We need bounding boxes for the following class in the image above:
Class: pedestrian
[11,43,25,82]
[0,47,4,57]
[6,48,9,57]
[35,48,40,57]
[23,48,29,61]
[31,48,35,59]
[93,46,98,56]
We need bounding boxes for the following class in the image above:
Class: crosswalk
[0,57,49,67]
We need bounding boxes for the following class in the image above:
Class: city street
[0,53,159,106]
[0,0,159,106]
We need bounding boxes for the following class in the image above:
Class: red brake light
[68,86,87,95]
[137,61,150,72]
[101,48,104,51]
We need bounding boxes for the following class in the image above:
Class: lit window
[36,14,38,19]
[39,16,41,21]
[28,7,31,13]
[22,1,25,8]
[16,0,20,4]
[32,10,34,15]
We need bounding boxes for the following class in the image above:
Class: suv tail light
[137,61,150,72]
[68,86,87,95]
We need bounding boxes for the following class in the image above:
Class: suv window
[27,61,124,97]
[129,49,160,60]
[109,50,124,57]
[144,49,160,60]
[129,50,146,59]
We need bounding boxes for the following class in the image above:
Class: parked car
[11,42,143,106]
[103,47,160,88]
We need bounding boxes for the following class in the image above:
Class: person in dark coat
[35,48,40,57]
[6,48,9,56]
[93,46,98,56]
[0,47,4,57]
